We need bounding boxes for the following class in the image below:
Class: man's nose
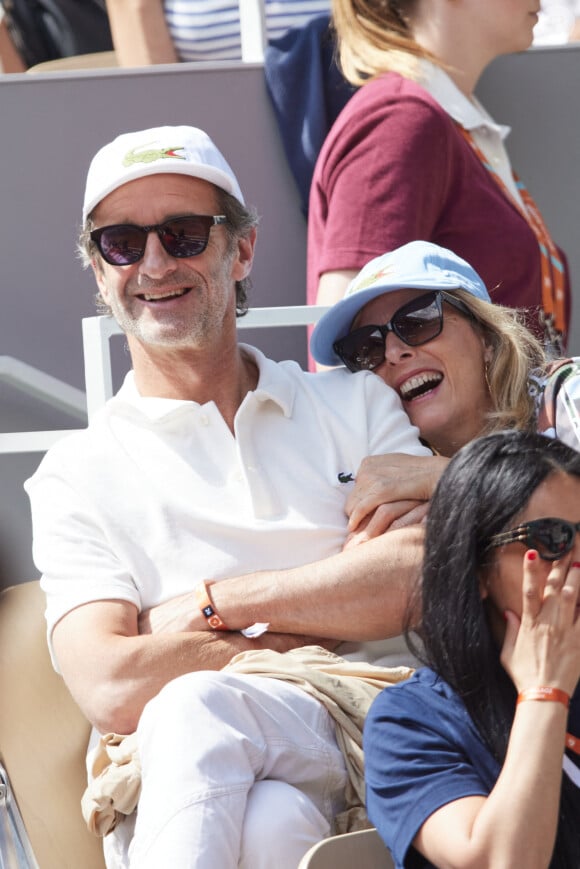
[138,230,178,278]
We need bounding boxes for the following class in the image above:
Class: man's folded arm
[140,525,424,643]
[52,600,328,735]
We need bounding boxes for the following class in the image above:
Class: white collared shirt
[26,344,430,666]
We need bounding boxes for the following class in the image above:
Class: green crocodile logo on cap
[349,265,396,295]
[122,144,186,167]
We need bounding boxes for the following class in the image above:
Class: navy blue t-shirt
[363,668,580,869]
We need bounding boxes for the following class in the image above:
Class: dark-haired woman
[363,430,580,869]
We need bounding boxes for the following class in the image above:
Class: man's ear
[91,256,110,304]
[233,227,257,281]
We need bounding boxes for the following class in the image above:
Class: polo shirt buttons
[199,414,209,426]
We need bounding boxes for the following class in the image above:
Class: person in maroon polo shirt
[308,0,570,360]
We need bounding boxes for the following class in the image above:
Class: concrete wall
[1,44,579,585]
[0,61,307,387]
[478,44,580,347]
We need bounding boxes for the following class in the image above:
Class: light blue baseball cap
[310,241,491,367]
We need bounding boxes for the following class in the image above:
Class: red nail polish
[526,550,537,561]
[572,562,580,569]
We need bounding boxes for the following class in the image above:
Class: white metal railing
[81,315,120,422]
[0,429,85,455]
[1,306,330,454]
[0,356,86,455]
[0,356,86,418]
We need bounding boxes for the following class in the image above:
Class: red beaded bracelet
[194,580,229,631]
[517,687,570,708]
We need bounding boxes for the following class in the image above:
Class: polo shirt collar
[419,60,511,140]
[245,344,296,418]
[108,343,296,422]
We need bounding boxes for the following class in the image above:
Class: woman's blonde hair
[332,0,436,85]
[450,289,546,435]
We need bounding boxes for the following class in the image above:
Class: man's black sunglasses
[90,214,227,266]
[333,290,473,373]
[486,517,580,562]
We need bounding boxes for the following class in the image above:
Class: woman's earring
[484,360,492,392]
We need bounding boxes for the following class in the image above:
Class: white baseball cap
[310,241,491,367]
[82,125,244,222]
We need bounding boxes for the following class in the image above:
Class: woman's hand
[342,500,428,549]
[345,453,448,534]
[501,551,580,697]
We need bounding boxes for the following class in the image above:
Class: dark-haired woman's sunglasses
[333,290,472,373]
[486,517,580,561]
[90,214,227,266]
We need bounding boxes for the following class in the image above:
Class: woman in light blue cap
[310,241,579,540]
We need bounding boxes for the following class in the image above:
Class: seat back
[298,827,394,868]
[27,50,118,72]
[0,581,105,869]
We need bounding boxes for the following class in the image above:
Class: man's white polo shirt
[25,345,429,666]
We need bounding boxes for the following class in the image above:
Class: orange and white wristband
[517,686,570,708]
[194,580,229,630]
[194,580,269,638]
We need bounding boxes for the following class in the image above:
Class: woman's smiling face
[352,288,493,456]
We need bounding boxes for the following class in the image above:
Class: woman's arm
[105,0,178,66]
[415,704,567,869]
[414,553,580,869]
[0,16,26,72]
[315,269,357,309]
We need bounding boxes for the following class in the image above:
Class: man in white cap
[26,125,429,868]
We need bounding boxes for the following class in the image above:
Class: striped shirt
[164,0,329,61]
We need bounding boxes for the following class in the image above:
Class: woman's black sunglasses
[90,214,227,266]
[333,290,473,373]
[486,517,580,561]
